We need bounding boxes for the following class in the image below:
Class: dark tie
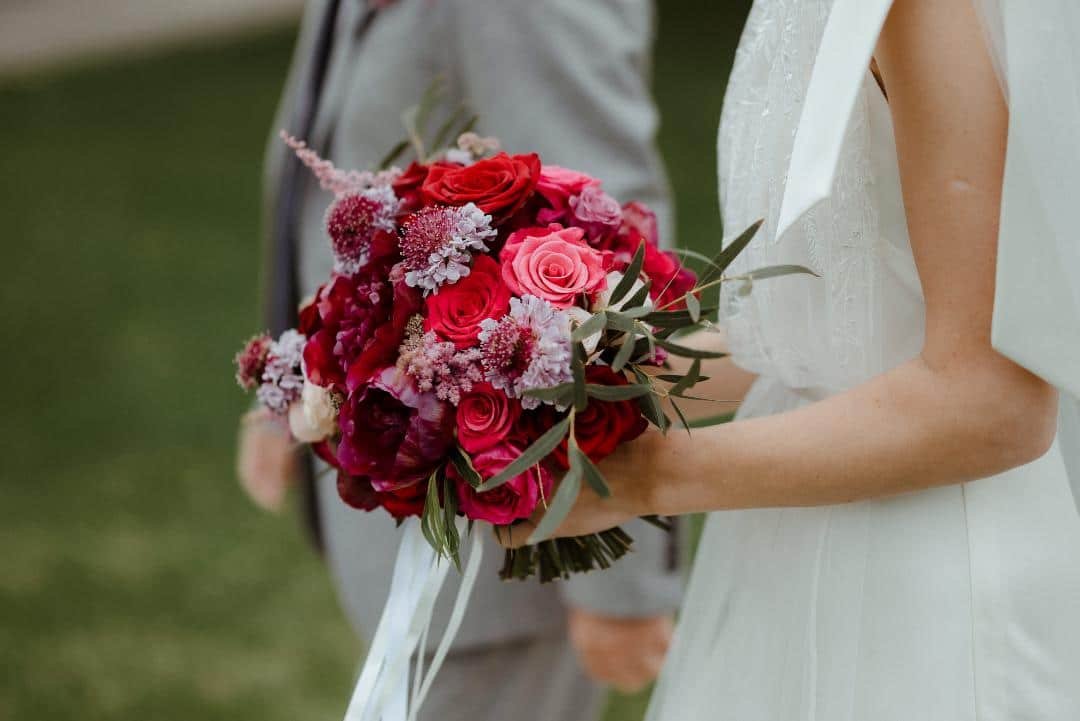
[266,0,378,551]
[266,0,344,336]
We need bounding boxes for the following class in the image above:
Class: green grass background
[0,2,749,719]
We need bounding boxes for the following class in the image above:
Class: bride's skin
[502,0,1059,545]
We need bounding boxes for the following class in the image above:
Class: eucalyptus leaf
[400,104,424,158]
[669,397,692,435]
[414,75,445,142]
[572,343,587,412]
[454,114,479,138]
[605,312,638,334]
[741,264,819,281]
[642,306,719,328]
[668,392,731,402]
[611,333,637,372]
[585,383,654,401]
[527,460,583,544]
[668,247,724,270]
[699,218,764,286]
[669,358,702,396]
[572,311,607,344]
[685,293,701,323]
[477,415,571,491]
[450,447,483,489]
[430,103,469,154]
[609,243,646,306]
[523,383,576,403]
[655,373,711,384]
[421,473,446,555]
[442,479,461,570]
[615,304,653,320]
[378,138,411,170]
[621,278,653,310]
[655,338,728,359]
[632,367,670,432]
[577,448,611,498]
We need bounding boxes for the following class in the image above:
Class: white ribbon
[342,519,484,721]
[774,0,895,241]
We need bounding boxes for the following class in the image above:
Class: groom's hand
[567,607,674,693]
[236,409,297,512]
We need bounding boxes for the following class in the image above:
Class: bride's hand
[495,430,665,548]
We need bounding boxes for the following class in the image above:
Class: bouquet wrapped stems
[499,528,634,582]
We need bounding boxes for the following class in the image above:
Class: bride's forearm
[641,0,1060,515]
[656,327,756,423]
[639,351,1057,515]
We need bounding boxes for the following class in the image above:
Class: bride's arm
[655,327,757,423]
[510,0,1059,539]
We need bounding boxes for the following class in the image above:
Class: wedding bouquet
[236,118,796,582]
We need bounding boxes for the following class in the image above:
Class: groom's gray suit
[262,1,681,719]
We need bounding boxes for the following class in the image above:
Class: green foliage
[420,470,462,570]
[476,415,570,491]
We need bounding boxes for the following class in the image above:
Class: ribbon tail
[342,518,450,721]
[408,530,485,721]
[775,0,895,241]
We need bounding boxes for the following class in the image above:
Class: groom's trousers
[262,2,682,719]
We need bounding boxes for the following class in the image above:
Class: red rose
[511,404,561,446]
[451,442,552,525]
[552,366,648,466]
[421,152,541,223]
[643,243,698,310]
[424,255,511,349]
[456,383,520,454]
[337,471,428,520]
[392,161,433,215]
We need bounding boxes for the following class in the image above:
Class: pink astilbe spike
[280,131,399,197]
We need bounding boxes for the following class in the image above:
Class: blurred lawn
[0,3,748,720]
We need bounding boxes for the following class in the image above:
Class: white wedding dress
[645,1,1080,719]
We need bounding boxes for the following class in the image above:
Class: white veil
[778,0,1080,511]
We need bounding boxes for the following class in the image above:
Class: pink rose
[500,224,608,309]
[569,185,623,243]
[452,442,552,525]
[456,383,520,453]
[535,165,600,224]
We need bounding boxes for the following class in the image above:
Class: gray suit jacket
[263,0,682,650]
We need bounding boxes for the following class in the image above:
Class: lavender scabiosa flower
[398,317,485,405]
[325,186,401,275]
[256,329,307,414]
[478,295,573,409]
[399,203,496,294]
[280,131,401,196]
